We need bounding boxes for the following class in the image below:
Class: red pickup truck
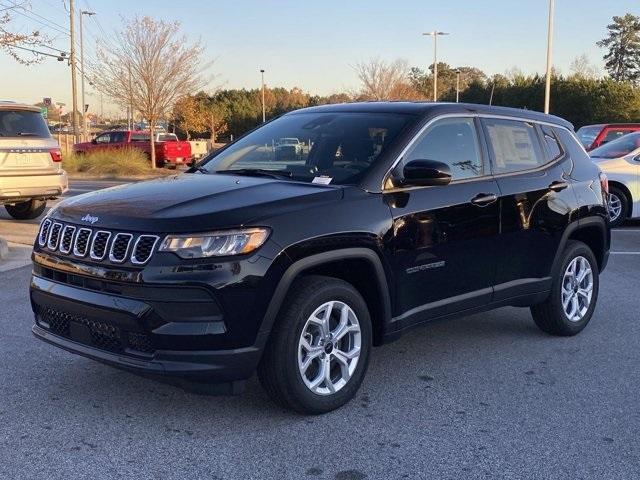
[576,123,640,151]
[73,130,192,168]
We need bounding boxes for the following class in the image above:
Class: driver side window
[404,117,483,180]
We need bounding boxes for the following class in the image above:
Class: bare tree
[95,16,209,168]
[569,54,600,79]
[0,2,51,64]
[353,58,419,101]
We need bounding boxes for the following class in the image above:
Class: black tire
[530,240,599,336]
[5,199,47,220]
[258,275,372,415]
[608,186,628,228]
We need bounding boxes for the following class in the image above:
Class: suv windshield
[199,112,415,185]
[576,125,602,148]
[590,132,640,159]
[0,109,51,138]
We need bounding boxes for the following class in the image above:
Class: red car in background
[73,130,192,168]
[576,123,640,151]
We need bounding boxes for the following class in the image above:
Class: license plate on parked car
[9,154,36,166]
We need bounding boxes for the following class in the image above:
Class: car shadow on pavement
[31,306,550,424]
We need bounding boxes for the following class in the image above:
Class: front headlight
[158,228,270,259]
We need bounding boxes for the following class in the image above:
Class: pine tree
[597,13,640,83]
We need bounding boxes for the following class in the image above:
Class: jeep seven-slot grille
[90,231,110,260]
[59,225,76,254]
[47,222,62,249]
[74,228,91,256]
[132,235,159,264]
[37,220,159,265]
[109,233,132,263]
[38,219,51,246]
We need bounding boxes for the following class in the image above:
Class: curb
[0,237,8,260]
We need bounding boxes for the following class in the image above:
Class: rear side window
[554,127,590,161]
[403,117,483,180]
[540,124,563,161]
[0,110,51,138]
[483,119,545,174]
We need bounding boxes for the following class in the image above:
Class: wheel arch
[551,217,609,277]
[259,248,392,346]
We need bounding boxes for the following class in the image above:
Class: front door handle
[549,180,569,192]
[470,193,498,207]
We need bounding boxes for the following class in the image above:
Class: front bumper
[0,171,68,202]
[30,273,267,384]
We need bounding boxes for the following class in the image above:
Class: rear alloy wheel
[5,199,47,220]
[531,240,599,336]
[258,275,372,414]
[607,186,628,227]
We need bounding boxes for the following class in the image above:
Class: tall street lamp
[260,69,266,123]
[80,9,95,141]
[544,0,555,114]
[422,31,449,102]
[455,69,461,103]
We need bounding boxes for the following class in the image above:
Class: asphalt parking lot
[0,185,639,479]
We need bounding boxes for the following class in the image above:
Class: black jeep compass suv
[31,103,610,414]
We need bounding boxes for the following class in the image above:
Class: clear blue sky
[2,0,638,114]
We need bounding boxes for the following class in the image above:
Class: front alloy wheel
[298,301,362,395]
[258,275,372,414]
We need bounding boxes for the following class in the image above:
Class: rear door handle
[470,193,498,206]
[549,180,569,192]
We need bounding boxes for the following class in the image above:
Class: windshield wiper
[15,132,40,136]
[192,165,209,174]
[216,168,293,180]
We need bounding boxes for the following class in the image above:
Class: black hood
[53,174,344,232]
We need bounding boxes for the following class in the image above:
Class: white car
[589,132,640,227]
[0,102,68,219]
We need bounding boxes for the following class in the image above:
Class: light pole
[260,69,266,123]
[80,10,95,141]
[455,69,461,103]
[544,0,555,114]
[69,0,79,144]
[422,31,449,102]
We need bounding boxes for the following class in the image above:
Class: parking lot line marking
[610,252,640,255]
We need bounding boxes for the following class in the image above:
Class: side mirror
[400,159,452,187]
[91,138,97,144]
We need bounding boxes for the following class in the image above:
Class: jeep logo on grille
[81,214,99,224]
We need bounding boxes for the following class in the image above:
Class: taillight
[599,172,609,194]
[49,148,62,162]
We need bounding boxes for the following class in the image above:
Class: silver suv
[0,102,68,220]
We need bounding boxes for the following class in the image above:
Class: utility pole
[69,0,79,144]
[80,10,95,141]
[260,69,266,123]
[544,0,555,114]
[455,69,461,103]
[422,31,449,102]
